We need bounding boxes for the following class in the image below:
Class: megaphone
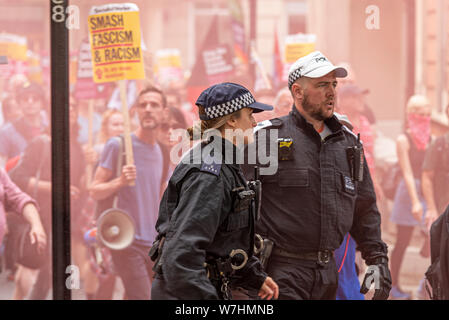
[96,208,136,250]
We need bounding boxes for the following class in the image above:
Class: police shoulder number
[200,153,222,176]
[342,125,364,146]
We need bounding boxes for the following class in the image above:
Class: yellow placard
[27,51,43,83]
[154,49,182,74]
[88,4,144,83]
[285,43,315,64]
[284,34,316,64]
[0,33,28,61]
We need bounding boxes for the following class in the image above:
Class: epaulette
[254,118,283,133]
[200,153,222,176]
[342,125,364,145]
[334,112,354,131]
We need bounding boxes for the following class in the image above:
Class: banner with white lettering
[202,45,234,85]
[74,38,109,100]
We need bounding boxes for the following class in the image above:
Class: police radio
[248,166,262,221]
[346,133,364,182]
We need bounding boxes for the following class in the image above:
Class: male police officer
[243,51,391,300]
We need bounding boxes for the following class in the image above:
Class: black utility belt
[272,248,333,264]
[204,249,249,278]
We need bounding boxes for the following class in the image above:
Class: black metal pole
[50,0,71,300]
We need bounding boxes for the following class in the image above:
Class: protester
[0,168,46,256]
[164,86,197,128]
[337,62,376,125]
[0,81,48,288]
[7,74,29,101]
[0,167,47,300]
[272,88,293,118]
[1,95,22,126]
[422,103,449,229]
[332,83,385,300]
[253,89,275,123]
[76,99,102,146]
[90,108,125,300]
[69,98,100,300]
[9,97,91,299]
[337,84,383,198]
[389,95,431,299]
[93,109,125,159]
[0,82,48,166]
[156,106,188,183]
[90,85,168,300]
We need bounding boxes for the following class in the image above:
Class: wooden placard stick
[85,99,94,187]
[119,80,135,186]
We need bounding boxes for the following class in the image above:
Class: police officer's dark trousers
[266,255,338,300]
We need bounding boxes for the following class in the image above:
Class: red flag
[228,0,248,64]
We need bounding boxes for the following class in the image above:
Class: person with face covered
[90,85,167,300]
[389,95,432,299]
[242,51,391,300]
[151,83,279,300]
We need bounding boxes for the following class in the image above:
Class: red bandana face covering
[408,113,431,151]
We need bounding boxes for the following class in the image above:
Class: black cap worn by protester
[195,82,273,121]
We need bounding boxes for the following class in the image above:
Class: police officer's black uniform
[151,136,268,299]
[242,106,390,300]
[150,83,274,300]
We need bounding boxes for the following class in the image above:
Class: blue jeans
[110,243,154,300]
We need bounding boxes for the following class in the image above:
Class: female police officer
[150,83,279,300]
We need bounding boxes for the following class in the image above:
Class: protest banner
[89,3,146,186]
[154,48,183,87]
[74,38,109,186]
[27,50,44,84]
[0,32,28,77]
[74,38,112,100]
[88,3,144,83]
[202,44,234,85]
[283,34,316,82]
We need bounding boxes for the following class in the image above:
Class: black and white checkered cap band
[288,67,302,89]
[205,92,255,119]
